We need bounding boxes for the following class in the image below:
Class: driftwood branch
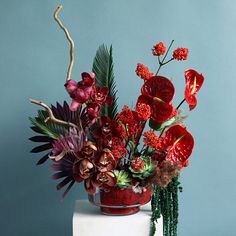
[54,4,75,81]
[30,98,79,129]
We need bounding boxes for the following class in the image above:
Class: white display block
[73,200,163,236]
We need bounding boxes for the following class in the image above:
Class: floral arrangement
[29,5,204,236]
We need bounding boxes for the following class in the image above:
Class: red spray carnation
[110,137,128,159]
[136,63,154,80]
[173,48,189,61]
[135,103,151,121]
[143,130,159,149]
[117,105,134,124]
[152,42,166,56]
[184,69,204,110]
[115,123,127,139]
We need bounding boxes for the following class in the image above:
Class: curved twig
[30,98,79,129]
[54,4,75,81]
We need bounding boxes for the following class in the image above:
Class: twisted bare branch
[30,98,79,129]
[54,4,75,81]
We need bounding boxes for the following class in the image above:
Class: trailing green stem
[150,177,180,236]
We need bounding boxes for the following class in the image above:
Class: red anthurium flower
[138,76,175,122]
[151,101,175,123]
[158,125,194,164]
[184,69,204,110]
[65,72,95,111]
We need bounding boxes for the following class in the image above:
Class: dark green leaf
[149,118,162,130]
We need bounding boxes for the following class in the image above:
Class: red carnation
[110,137,128,159]
[136,103,151,121]
[136,63,154,80]
[143,130,159,149]
[173,48,189,61]
[184,69,204,110]
[152,42,166,56]
[117,105,134,124]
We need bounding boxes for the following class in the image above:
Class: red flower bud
[152,42,166,56]
[173,48,189,61]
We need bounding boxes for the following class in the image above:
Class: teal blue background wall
[0,0,235,235]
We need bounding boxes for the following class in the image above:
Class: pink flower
[65,72,95,111]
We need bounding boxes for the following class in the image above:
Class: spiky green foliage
[29,110,66,139]
[130,157,156,180]
[150,177,181,236]
[92,44,118,120]
[114,170,132,188]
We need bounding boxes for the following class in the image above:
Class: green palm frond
[92,44,118,120]
[29,110,67,139]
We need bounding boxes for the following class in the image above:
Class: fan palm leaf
[92,44,118,120]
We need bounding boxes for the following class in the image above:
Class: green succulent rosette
[114,170,132,188]
[130,156,156,180]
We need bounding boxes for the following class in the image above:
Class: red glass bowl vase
[88,186,152,215]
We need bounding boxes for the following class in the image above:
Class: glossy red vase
[88,186,152,215]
